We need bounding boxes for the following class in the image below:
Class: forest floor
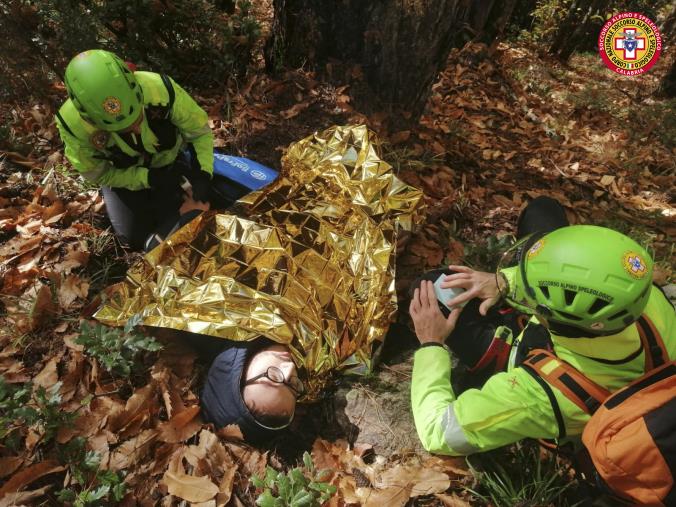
[0,33,674,507]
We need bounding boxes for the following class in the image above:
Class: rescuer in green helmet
[55,49,214,250]
[408,196,675,456]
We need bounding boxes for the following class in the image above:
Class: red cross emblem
[614,29,646,60]
[508,376,519,389]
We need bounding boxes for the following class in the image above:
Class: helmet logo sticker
[527,239,545,260]
[90,131,109,150]
[103,96,122,115]
[622,252,648,279]
[590,322,605,330]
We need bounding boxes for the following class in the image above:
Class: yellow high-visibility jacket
[411,286,675,455]
[56,72,213,191]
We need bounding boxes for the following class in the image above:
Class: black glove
[184,168,212,203]
[93,150,139,169]
[147,165,182,192]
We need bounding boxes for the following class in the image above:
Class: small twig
[547,158,569,178]
[380,364,411,379]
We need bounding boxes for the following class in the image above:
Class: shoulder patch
[90,131,109,150]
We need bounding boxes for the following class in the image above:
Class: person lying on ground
[409,196,675,457]
[55,49,214,251]
[93,125,423,442]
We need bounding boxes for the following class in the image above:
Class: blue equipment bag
[145,152,279,252]
[210,152,278,207]
[213,153,278,191]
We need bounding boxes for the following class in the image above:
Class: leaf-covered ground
[0,35,674,506]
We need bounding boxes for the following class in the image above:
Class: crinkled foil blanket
[95,125,423,398]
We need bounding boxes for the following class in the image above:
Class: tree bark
[659,3,676,45]
[659,59,676,97]
[266,0,517,116]
[549,0,610,62]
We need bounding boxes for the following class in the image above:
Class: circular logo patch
[250,169,267,181]
[90,131,109,150]
[102,96,122,115]
[598,13,662,76]
[527,239,545,260]
[622,252,648,279]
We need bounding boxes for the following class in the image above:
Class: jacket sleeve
[411,345,562,455]
[169,77,214,177]
[498,265,527,303]
[56,120,150,191]
[411,346,464,455]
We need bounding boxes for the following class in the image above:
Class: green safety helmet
[64,50,143,131]
[509,225,653,335]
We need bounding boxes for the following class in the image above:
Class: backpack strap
[160,74,175,115]
[522,349,610,415]
[521,360,567,439]
[636,314,668,371]
[468,325,512,374]
[55,110,78,139]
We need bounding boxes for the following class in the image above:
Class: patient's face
[242,344,298,426]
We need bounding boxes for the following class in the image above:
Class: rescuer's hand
[441,265,504,316]
[410,280,461,345]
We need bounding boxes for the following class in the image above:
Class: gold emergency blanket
[95,125,423,396]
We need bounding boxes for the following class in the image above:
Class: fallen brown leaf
[32,354,60,390]
[217,424,244,441]
[58,274,89,310]
[158,405,202,443]
[0,485,52,507]
[436,492,472,507]
[0,460,63,498]
[376,464,450,497]
[0,456,23,479]
[109,429,159,471]
[162,470,219,503]
[356,484,410,507]
[108,382,158,433]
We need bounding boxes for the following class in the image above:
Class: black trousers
[102,184,184,251]
[412,196,569,374]
[102,150,252,251]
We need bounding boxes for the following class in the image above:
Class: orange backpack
[522,315,676,506]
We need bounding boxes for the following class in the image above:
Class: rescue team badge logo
[90,131,109,149]
[102,96,122,115]
[599,13,662,76]
[622,252,648,279]
[527,239,545,260]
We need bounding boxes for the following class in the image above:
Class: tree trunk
[549,0,609,62]
[660,59,676,97]
[266,0,517,117]
[659,3,676,45]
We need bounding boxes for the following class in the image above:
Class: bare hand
[409,280,461,345]
[440,265,504,316]
[179,187,210,215]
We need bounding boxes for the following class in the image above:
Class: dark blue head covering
[200,341,283,442]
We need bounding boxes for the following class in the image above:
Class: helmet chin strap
[547,319,628,339]
[548,320,600,338]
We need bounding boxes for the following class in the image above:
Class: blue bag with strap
[213,152,278,191]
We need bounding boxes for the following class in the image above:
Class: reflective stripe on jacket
[56,72,213,191]
[411,286,676,455]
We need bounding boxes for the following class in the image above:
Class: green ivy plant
[0,376,75,450]
[252,452,337,507]
[56,437,127,507]
[75,320,162,377]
